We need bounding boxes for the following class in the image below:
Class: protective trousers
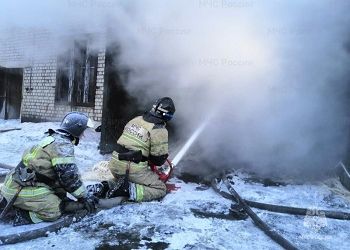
[1,173,62,223]
[108,154,166,202]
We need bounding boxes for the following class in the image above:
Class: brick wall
[0,27,52,68]
[93,50,105,122]
[21,49,106,123]
[0,28,106,123]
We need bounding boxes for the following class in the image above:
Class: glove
[150,163,173,183]
[79,194,99,213]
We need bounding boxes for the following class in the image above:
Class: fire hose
[212,173,350,250]
[212,177,350,221]
[220,174,298,250]
[0,210,88,245]
[151,159,175,183]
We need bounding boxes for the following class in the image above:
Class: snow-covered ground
[1,119,350,249]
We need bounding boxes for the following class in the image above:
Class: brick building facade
[0,28,106,122]
[0,28,141,152]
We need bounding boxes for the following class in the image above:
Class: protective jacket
[0,131,86,223]
[108,116,168,201]
[109,116,169,176]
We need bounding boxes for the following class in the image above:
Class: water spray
[172,113,215,166]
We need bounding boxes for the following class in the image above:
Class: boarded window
[55,41,97,106]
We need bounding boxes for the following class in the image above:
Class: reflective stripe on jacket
[117,116,168,158]
[0,133,85,200]
[109,116,169,176]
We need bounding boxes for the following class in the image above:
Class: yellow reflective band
[39,136,55,147]
[23,147,40,166]
[135,184,144,202]
[71,185,85,198]
[2,175,52,198]
[23,136,55,166]
[1,185,51,198]
[111,153,118,159]
[51,157,75,166]
[29,211,44,224]
[152,141,168,146]
[121,133,149,151]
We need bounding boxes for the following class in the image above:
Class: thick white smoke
[1,0,349,179]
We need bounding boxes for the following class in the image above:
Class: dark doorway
[99,44,141,154]
[0,67,23,119]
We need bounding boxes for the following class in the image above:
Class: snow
[1,119,350,249]
[0,119,107,170]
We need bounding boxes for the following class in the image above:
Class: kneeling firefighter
[88,97,175,202]
[0,112,98,225]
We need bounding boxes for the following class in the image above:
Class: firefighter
[88,97,175,202]
[0,112,98,225]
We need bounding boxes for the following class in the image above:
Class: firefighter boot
[86,181,109,198]
[13,209,34,226]
[0,197,7,212]
[0,197,16,223]
[107,176,130,198]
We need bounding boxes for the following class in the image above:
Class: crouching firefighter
[0,112,98,226]
[87,97,176,202]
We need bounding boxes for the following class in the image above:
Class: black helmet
[58,112,93,138]
[149,97,175,122]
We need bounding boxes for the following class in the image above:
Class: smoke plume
[1,0,350,179]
